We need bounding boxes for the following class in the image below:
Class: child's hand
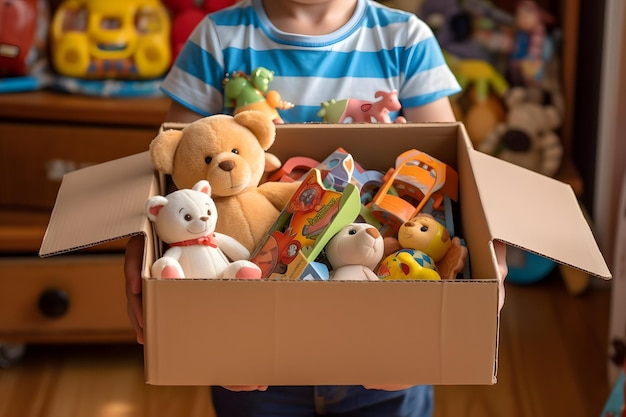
[222,386,269,391]
[125,234,145,344]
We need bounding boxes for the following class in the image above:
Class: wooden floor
[0,272,613,417]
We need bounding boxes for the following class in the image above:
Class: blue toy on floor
[506,246,556,285]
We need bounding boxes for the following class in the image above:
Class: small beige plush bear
[145,180,262,280]
[325,223,384,281]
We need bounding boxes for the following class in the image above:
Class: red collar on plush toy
[169,233,218,248]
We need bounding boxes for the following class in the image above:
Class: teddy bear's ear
[233,110,276,151]
[145,196,169,222]
[192,180,212,196]
[149,129,184,174]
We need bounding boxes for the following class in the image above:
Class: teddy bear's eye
[206,209,211,216]
[231,149,239,154]
[348,228,357,235]
[204,156,212,165]
[420,225,429,232]
[184,214,193,221]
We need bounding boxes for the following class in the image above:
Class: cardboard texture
[40,122,611,386]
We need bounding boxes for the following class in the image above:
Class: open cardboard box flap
[40,123,610,280]
[467,148,611,280]
[40,151,158,257]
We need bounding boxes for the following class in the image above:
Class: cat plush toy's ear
[145,196,169,222]
[192,180,212,196]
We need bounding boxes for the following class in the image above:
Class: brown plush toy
[478,86,563,177]
[149,110,300,252]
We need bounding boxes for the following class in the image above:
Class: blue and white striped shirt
[161,0,461,122]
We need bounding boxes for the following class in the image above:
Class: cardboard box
[39,122,611,386]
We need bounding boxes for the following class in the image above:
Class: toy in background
[325,223,384,281]
[419,0,514,72]
[318,90,402,124]
[0,0,51,93]
[367,149,458,237]
[445,52,509,147]
[600,370,626,417]
[223,67,294,123]
[478,86,563,177]
[146,180,262,279]
[509,0,555,87]
[377,213,467,280]
[161,0,235,61]
[149,111,300,253]
[417,0,513,148]
[51,0,171,80]
[462,0,515,61]
[419,0,493,63]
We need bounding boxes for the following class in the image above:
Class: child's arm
[402,97,457,123]
[165,100,205,123]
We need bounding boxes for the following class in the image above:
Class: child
[125,1,508,416]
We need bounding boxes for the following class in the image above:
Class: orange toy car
[367,149,458,235]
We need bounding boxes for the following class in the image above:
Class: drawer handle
[38,288,70,318]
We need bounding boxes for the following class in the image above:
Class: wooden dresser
[0,91,168,349]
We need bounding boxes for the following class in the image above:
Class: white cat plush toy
[146,180,262,280]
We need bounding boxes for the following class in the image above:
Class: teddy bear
[145,180,262,279]
[149,110,300,253]
[478,85,563,177]
[376,213,467,280]
[325,223,384,281]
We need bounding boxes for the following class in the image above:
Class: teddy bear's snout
[501,129,531,152]
[366,227,381,239]
[219,160,235,172]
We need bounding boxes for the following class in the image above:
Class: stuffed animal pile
[147,112,468,282]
